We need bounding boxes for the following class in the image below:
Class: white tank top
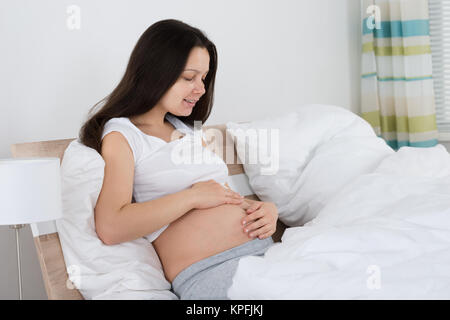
[101,113,229,242]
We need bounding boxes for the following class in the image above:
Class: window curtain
[361,0,439,150]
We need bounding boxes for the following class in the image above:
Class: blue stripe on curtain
[362,19,429,37]
[377,76,433,81]
[361,73,433,81]
[385,138,439,149]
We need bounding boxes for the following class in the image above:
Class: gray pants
[171,237,274,300]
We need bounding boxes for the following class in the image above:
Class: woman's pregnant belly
[152,203,252,283]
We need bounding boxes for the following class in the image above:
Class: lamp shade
[0,157,62,225]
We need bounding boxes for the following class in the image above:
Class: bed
[10,124,287,300]
[11,104,450,299]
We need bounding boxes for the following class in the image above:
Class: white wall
[0,0,362,299]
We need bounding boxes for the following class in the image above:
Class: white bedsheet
[228,145,450,299]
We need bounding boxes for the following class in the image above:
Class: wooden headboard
[10,125,286,300]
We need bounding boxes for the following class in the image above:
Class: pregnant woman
[79,19,278,299]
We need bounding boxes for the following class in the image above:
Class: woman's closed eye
[184,77,206,82]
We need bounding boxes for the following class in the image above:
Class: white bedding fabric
[226,104,395,227]
[58,104,450,299]
[228,144,450,299]
[57,140,177,300]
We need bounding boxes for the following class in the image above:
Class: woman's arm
[95,132,243,245]
[95,132,196,245]
[102,188,199,245]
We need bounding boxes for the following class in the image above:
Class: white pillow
[226,104,394,226]
[55,139,177,300]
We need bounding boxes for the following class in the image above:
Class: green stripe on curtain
[362,43,431,56]
[362,110,381,129]
[362,112,437,133]
[362,42,374,53]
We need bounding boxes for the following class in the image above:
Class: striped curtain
[361,0,439,150]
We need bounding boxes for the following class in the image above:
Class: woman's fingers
[226,197,244,204]
[225,189,243,199]
[256,230,274,240]
[224,191,243,204]
[241,207,264,226]
[243,218,267,233]
[240,202,277,238]
[246,201,262,214]
[246,224,273,239]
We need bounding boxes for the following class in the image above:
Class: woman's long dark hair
[79,19,218,154]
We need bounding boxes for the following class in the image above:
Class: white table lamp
[0,158,62,300]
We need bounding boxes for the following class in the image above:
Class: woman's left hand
[241,201,278,240]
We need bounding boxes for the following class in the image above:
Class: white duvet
[228,144,450,299]
[60,103,450,299]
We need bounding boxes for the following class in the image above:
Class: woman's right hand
[189,179,244,209]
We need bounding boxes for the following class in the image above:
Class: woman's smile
[183,99,197,108]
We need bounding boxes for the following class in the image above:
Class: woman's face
[158,46,210,117]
